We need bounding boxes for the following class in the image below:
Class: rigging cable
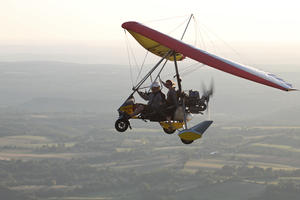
[180,63,205,77]
[167,17,189,36]
[124,30,134,87]
[193,15,206,50]
[200,23,220,55]
[199,22,254,66]
[127,35,139,71]
[154,59,168,83]
[160,62,205,79]
[135,51,148,85]
[147,59,169,93]
[192,15,198,47]
[143,14,189,24]
[125,29,141,79]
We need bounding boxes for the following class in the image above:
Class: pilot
[128,82,166,118]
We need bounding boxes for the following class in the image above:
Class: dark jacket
[138,91,166,110]
[166,87,178,107]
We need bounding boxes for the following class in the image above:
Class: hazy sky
[0,0,299,64]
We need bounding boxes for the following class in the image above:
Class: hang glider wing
[122,21,296,91]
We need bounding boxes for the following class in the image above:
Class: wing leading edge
[122,21,295,91]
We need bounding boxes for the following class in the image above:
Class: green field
[1,111,300,200]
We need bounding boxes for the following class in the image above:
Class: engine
[185,90,207,114]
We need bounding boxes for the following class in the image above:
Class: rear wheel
[115,119,129,132]
[181,139,193,144]
[199,103,207,111]
[163,128,176,134]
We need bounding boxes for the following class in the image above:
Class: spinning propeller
[201,79,214,115]
[202,79,214,102]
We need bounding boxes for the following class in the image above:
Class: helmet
[151,82,160,89]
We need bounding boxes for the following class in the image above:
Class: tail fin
[178,120,213,141]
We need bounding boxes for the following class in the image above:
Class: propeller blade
[202,78,214,102]
[208,78,214,99]
[201,78,215,115]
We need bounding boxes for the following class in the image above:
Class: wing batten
[122,21,295,91]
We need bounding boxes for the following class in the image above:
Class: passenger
[129,82,166,118]
[163,80,178,107]
[161,79,178,121]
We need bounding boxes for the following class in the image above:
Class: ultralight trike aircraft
[115,15,296,144]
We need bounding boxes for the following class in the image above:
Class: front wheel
[181,139,193,144]
[163,128,176,134]
[115,119,129,132]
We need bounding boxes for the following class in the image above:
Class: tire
[115,119,129,132]
[199,103,207,111]
[181,138,193,144]
[163,128,176,134]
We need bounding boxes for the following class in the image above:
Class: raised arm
[137,91,150,101]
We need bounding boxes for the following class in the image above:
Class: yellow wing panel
[128,30,184,61]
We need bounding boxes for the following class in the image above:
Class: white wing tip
[287,88,298,92]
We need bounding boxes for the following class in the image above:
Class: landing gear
[163,128,176,134]
[115,119,129,132]
[181,138,193,144]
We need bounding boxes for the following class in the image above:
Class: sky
[0,0,299,65]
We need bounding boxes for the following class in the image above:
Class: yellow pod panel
[159,121,184,129]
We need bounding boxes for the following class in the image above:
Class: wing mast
[175,14,194,129]
[175,14,193,94]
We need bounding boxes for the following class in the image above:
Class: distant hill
[17,97,103,112]
[0,61,299,124]
[242,105,300,126]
